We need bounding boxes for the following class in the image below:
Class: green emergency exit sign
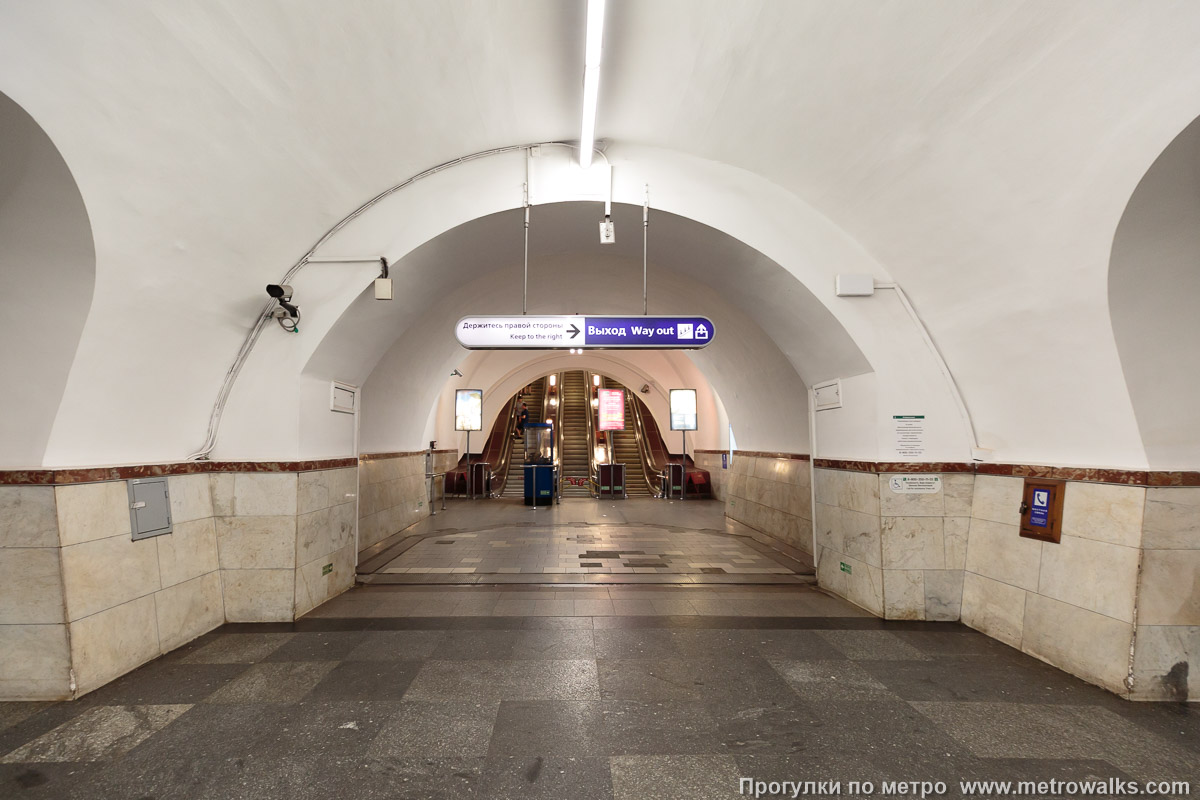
[840,562,852,574]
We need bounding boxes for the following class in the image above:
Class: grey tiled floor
[363,498,809,581]
[2,585,1196,799]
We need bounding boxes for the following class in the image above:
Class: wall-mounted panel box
[128,478,172,541]
[1018,477,1064,544]
[813,379,843,411]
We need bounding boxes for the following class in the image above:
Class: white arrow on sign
[456,316,587,349]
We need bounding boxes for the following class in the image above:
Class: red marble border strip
[972,463,1149,485]
[360,449,455,461]
[812,459,1195,487]
[813,459,881,473]
[0,458,358,486]
[695,449,811,461]
[733,450,810,461]
[1147,471,1200,487]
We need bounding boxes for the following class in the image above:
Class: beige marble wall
[814,468,883,615]
[1132,486,1200,701]
[212,472,296,623]
[960,475,1145,696]
[879,473,973,621]
[724,456,812,555]
[2,465,362,700]
[294,468,357,617]
[50,473,226,696]
[0,486,70,700]
[358,451,457,553]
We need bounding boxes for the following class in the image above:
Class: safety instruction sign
[1029,489,1050,528]
[893,415,925,458]
[455,315,715,350]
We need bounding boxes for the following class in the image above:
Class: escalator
[603,379,657,496]
[559,371,591,496]
[498,378,546,497]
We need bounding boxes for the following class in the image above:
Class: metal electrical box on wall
[127,477,172,541]
[1018,477,1065,543]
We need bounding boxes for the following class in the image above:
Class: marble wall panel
[881,517,945,570]
[814,503,841,554]
[971,475,1023,526]
[816,546,883,616]
[1061,482,1145,548]
[60,534,161,622]
[222,568,295,623]
[943,474,975,517]
[231,473,298,517]
[1137,549,1200,626]
[883,569,924,619]
[1036,535,1139,623]
[1142,487,1200,550]
[0,547,65,624]
[156,518,219,588]
[155,571,224,652]
[297,468,358,515]
[295,542,355,618]
[0,624,71,700]
[944,517,970,570]
[167,474,214,524]
[69,594,160,695]
[961,572,1026,648]
[209,473,234,517]
[1130,625,1199,701]
[1022,593,1133,695]
[215,516,296,570]
[0,486,58,547]
[833,470,880,516]
[963,519,1042,591]
[924,570,965,621]
[55,482,131,546]
[879,475,946,517]
[840,508,882,568]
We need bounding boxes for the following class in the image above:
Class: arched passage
[294,198,872,464]
[1110,113,1200,470]
[0,90,95,468]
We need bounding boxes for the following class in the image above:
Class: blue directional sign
[455,315,716,350]
[1029,489,1050,528]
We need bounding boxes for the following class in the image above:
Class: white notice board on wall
[893,415,925,458]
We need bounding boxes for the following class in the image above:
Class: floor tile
[609,754,742,800]
[366,700,499,758]
[205,662,337,704]
[1,705,191,763]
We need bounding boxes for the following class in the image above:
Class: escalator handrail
[625,386,664,496]
[585,373,598,497]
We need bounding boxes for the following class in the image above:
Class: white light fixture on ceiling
[578,0,606,169]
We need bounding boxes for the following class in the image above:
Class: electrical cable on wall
[186,139,607,461]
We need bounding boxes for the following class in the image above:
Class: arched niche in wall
[1109,113,1200,469]
[0,90,95,467]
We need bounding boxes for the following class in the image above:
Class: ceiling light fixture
[578,0,606,169]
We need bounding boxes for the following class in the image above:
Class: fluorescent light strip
[579,0,606,169]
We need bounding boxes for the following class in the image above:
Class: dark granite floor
[1,587,1197,799]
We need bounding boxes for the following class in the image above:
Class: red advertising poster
[598,388,625,431]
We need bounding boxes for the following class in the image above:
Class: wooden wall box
[1019,477,1065,543]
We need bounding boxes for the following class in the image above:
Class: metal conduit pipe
[186,140,605,461]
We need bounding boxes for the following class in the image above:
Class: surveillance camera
[266,284,293,301]
[450,369,463,377]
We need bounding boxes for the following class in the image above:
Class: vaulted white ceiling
[1,1,1198,468]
